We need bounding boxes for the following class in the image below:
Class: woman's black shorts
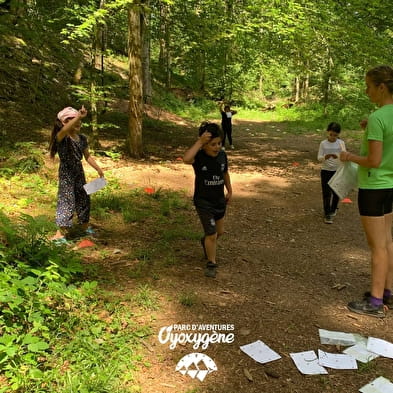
[358,188,393,216]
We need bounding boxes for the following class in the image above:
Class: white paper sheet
[367,337,393,359]
[359,376,393,393]
[83,178,107,195]
[343,342,379,363]
[319,329,357,346]
[328,161,358,200]
[317,349,357,370]
[290,350,328,375]
[240,340,281,364]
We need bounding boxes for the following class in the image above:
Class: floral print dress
[55,134,90,227]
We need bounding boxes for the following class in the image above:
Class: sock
[383,289,392,299]
[369,295,383,307]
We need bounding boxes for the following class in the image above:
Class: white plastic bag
[328,162,358,200]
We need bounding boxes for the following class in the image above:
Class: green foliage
[0,212,146,392]
[133,284,159,311]
[179,291,198,307]
[0,143,44,178]
[0,212,84,390]
[93,186,191,225]
[152,88,217,122]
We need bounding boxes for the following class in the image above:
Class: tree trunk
[128,5,143,158]
[294,76,300,102]
[322,55,333,114]
[158,3,171,89]
[303,74,309,100]
[99,0,108,112]
[198,50,206,91]
[88,0,106,149]
[141,2,152,104]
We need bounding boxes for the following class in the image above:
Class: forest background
[1,0,393,152]
[1,0,393,392]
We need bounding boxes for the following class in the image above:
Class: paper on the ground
[343,341,379,363]
[359,376,393,393]
[367,337,393,359]
[319,329,357,346]
[318,349,357,369]
[240,340,281,364]
[83,177,107,195]
[290,350,328,375]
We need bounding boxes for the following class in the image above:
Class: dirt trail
[102,120,393,393]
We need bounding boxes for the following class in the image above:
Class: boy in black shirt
[183,122,233,277]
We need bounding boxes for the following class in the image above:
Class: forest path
[96,119,393,393]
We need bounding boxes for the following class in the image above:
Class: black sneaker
[204,261,217,278]
[347,298,385,318]
[364,291,393,310]
[200,237,207,259]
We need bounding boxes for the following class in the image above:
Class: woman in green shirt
[340,65,393,318]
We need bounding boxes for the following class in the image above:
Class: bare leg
[51,227,69,240]
[384,212,393,291]
[361,215,389,299]
[205,233,217,263]
[204,218,224,264]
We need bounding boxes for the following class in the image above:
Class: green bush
[0,212,86,391]
[0,212,145,392]
[0,142,44,178]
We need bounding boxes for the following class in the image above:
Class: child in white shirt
[317,122,346,224]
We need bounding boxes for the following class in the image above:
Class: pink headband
[57,107,79,122]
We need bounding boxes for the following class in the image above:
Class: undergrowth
[0,213,147,392]
[0,159,200,392]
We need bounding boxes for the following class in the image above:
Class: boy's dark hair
[327,122,341,133]
[198,121,223,139]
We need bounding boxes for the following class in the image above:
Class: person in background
[317,122,346,224]
[49,106,104,242]
[340,65,393,318]
[183,122,233,278]
[219,102,237,150]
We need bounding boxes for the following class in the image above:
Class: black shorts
[358,188,393,217]
[196,206,226,236]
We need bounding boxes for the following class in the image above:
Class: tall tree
[128,3,143,157]
[141,0,152,104]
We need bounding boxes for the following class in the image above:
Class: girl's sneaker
[85,227,96,236]
[52,237,68,245]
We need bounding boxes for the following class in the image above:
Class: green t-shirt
[358,104,393,189]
